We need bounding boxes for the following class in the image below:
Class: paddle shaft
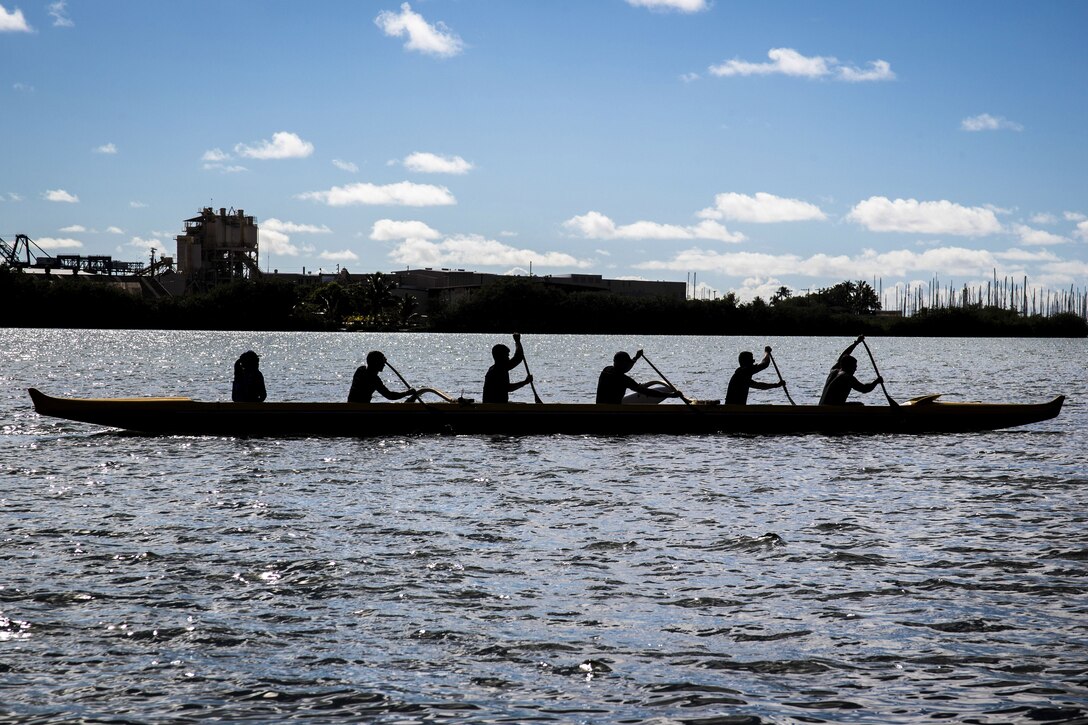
[515,338,543,404]
[640,353,693,407]
[766,350,796,406]
[860,339,898,407]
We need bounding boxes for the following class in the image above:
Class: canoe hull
[28,389,1065,437]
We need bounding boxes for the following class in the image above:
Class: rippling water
[2,329,1086,723]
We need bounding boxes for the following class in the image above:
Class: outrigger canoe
[28,388,1064,437]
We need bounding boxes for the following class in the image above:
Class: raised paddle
[860,339,898,407]
[515,333,544,404]
[765,346,796,406]
[639,352,694,408]
[384,360,423,403]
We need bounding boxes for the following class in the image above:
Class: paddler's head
[366,350,387,372]
[492,344,510,363]
[738,351,755,367]
[613,351,634,373]
[841,355,858,373]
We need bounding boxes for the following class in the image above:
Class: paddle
[384,360,422,403]
[765,346,796,406]
[639,352,694,408]
[515,334,544,404]
[860,339,898,407]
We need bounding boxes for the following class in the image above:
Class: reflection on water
[1,329,1086,723]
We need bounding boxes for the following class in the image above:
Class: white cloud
[13,82,33,92]
[961,113,1023,132]
[375,2,463,58]
[837,59,895,82]
[262,218,332,235]
[44,189,79,203]
[299,181,456,207]
[3,192,24,202]
[403,152,473,175]
[234,131,314,160]
[128,236,169,254]
[0,4,31,32]
[370,219,442,241]
[319,249,360,262]
[680,72,701,83]
[332,159,358,173]
[709,48,894,82]
[129,201,148,208]
[93,143,117,155]
[258,229,303,256]
[1012,223,1070,246]
[1076,220,1088,242]
[35,237,83,250]
[201,147,247,172]
[626,0,709,13]
[563,211,745,242]
[106,226,124,234]
[389,234,591,269]
[637,245,1027,280]
[1030,213,1058,225]
[49,1,72,27]
[1064,211,1087,222]
[259,219,331,256]
[701,192,826,223]
[59,224,86,233]
[995,248,1060,262]
[847,196,1002,236]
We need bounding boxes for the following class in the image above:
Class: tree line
[2,267,1085,336]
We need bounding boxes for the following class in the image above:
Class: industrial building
[175,207,260,292]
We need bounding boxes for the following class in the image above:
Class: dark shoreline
[5,270,1086,337]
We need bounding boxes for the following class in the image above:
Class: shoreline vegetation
[4,268,1086,337]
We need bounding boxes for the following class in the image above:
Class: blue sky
[2,0,1086,303]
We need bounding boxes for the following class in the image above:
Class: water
[2,329,1086,724]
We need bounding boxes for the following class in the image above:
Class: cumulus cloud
[44,189,79,203]
[636,245,1025,280]
[370,219,442,241]
[375,3,463,58]
[201,147,247,172]
[319,250,359,262]
[961,113,1023,132]
[332,159,358,173]
[262,218,332,235]
[128,236,169,254]
[234,131,314,160]
[403,152,473,175]
[626,0,709,13]
[700,192,826,223]
[0,4,31,32]
[709,48,894,82]
[258,219,330,256]
[564,211,745,243]
[299,181,456,207]
[35,237,83,250]
[106,226,124,234]
[847,196,1002,236]
[129,201,148,208]
[59,224,86,233]
[1064,211,1086,222]
[1076,220,1088,242]
[1030,213,1058,225]
[93,143,117,155]
[1012,223,1070,246]
[838,60,895,82]
[48,1,72,27]
[389,234,591,269]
